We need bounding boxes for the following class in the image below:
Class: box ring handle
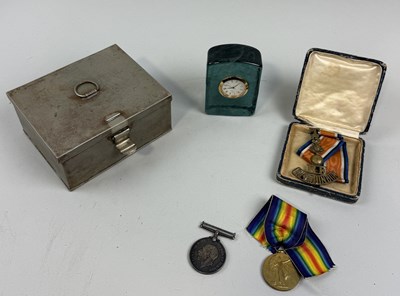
[74,81,100,99]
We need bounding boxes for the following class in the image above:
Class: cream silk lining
[280,123,363,196]
[295,51,382,138]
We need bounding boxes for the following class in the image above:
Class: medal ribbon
[297,130,349,183]
[246,195,335,278]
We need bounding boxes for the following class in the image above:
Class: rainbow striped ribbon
[297,130,349,183]
[246,195,335,278]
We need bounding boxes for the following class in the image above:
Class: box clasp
[105,112,137,156]
[112,127,136,156]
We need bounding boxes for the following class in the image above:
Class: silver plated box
[7,45,172,190]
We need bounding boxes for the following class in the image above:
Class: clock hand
[227,84,239,89]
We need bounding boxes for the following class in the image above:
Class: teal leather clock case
[205,44,262,116]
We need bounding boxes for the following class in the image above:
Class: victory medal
[262,250,301,291]
[247,195,335,291]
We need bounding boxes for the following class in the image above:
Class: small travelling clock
[205,44,262,116]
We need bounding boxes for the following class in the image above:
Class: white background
[0,1,399,295]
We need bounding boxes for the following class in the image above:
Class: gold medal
[262,252,301,291]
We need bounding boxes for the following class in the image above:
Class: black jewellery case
[7,45,172,190]
[276,48,386,203]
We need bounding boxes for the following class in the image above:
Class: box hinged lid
[7,44,171,163]
[293,48,386,138]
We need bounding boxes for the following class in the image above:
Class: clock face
[218,77,249,99]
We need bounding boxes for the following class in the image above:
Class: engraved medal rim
[189,237,226,275]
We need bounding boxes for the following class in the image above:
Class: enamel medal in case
[276,48,386,202]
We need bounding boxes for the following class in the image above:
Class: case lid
[207,44,262,67]
[7,44,171,163]
[293,48,386,138]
